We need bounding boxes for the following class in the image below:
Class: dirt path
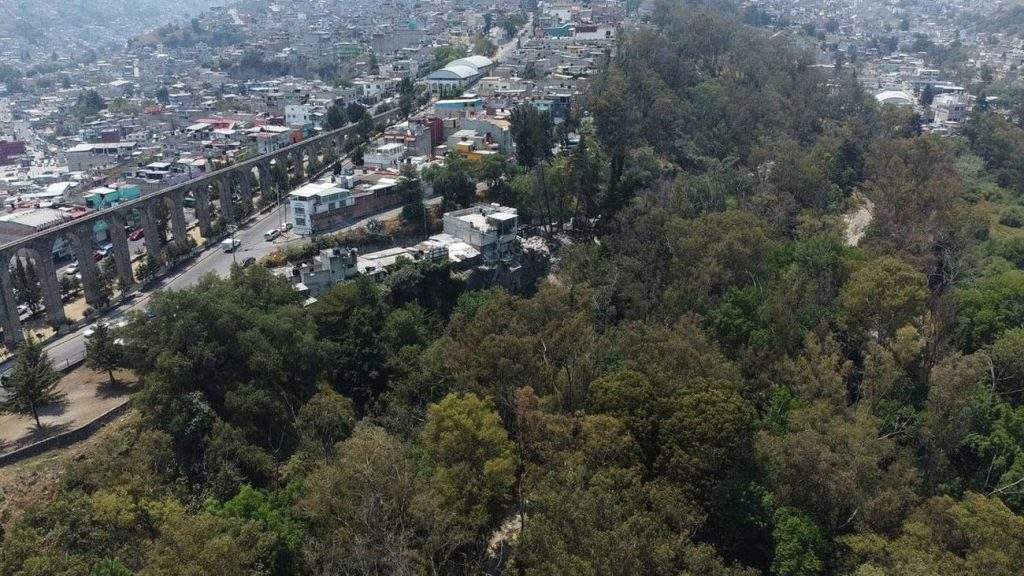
[0,366,136,456]
[843,194,875,247]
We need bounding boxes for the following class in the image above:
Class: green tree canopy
[1,336,63,428]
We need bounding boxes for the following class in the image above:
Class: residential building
[83,184,142,210]
[442,204,519,263]
[285,104,313,127]
[64,141,138,171]
[356,241,448,279]
[433,98,484,118]
[363,142,406,169]
[0,141,27,166]
[933,93,966,124]
[253,128,292,154]
[288,181,354,235]
[0,208,75,257]
[295,247,360,296]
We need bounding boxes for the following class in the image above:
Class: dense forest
[5,3,1024,575]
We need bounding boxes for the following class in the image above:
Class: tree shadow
[36,395,69,418]
[95,378,139,400]
[1,420,73,454]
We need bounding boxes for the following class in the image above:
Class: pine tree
[1,336,63,428]
[324,104,347,130]
[85,322,122,386]
[12,258,41,314]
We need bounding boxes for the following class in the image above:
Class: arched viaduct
[0,109,399,347]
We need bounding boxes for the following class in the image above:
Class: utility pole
[279,181,285,232]
[228,224,238,264]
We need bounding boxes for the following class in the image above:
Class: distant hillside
[0,0,225,48]
[970,1,1024,34]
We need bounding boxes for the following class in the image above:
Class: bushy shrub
[999,206,1024,228]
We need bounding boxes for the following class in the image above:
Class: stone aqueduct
[0,109,400,347]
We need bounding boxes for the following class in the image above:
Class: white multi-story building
[354,77,399,101]
[363,142,406,169]
[288,181,353,235]
[285,104,312,127]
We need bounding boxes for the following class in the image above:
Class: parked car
[128,229,145,241]
[242,256,256,268]
[264,229,280,242]
[283,222,293,231]
[83,317,129,341]
[221,238,241,252]
[94,245,113,261]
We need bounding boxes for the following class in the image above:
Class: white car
[264,229,281,242]
[83,317,129,339]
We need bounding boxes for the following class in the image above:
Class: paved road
[32,193,440,371]
[13,21,525,373]
[36,203,297,370]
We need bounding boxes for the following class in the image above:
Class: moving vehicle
[264,229,280,242]
[221,238,241,252]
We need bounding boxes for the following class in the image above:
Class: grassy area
[0,410,135,527]
[980,199,1024,241]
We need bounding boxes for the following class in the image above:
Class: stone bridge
[0,108,401,347]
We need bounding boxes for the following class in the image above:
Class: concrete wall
[309,187,405,232]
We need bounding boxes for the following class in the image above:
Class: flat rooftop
[289,181,348,199]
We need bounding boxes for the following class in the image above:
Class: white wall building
[288,181,353,235]
[285,104,312,127]
[363,142,406,169]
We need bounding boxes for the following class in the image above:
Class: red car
[128,229,145,241]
